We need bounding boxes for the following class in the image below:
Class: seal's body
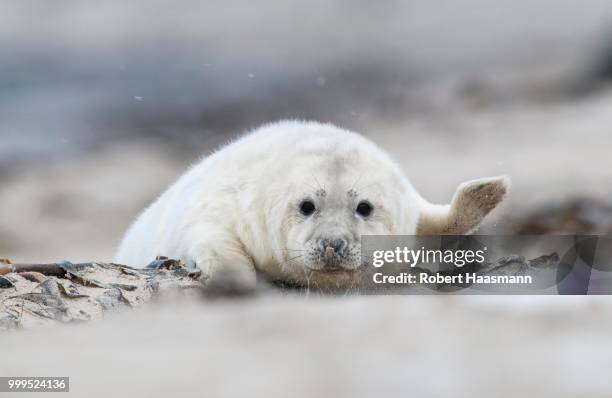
[117,121,508,289]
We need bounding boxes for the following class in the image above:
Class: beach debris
[0,259,203,330]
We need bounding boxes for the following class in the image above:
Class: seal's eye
[299,200,316,216]
[356,200,373,217]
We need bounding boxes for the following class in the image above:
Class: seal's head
[286,184,398,275]
[262,122,508,288]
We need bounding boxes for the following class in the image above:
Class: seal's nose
[318,238,348,256]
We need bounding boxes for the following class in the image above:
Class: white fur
[117,121,508,288]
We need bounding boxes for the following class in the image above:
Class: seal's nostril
[330,239,347,255]
[318,239,329,252]
[318,238,347,255]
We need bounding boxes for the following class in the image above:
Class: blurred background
[4,3,612,397]
[2,0,612,260]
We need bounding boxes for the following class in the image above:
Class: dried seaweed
[512,198,612,234]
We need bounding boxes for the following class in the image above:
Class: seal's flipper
[416,176,509,235]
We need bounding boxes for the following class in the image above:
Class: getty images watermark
[359,235,610,294]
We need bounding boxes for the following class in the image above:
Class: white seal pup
[117,121,508,289]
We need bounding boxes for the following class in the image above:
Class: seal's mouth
[305,265,362,274]
[294,242,363,274]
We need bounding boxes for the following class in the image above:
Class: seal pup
[117,121,508,289]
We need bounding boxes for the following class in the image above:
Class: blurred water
[2,0,612,165]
